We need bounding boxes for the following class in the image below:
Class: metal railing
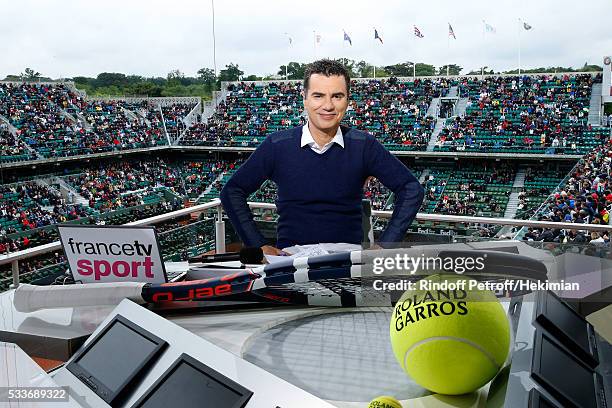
[3,198,612,289]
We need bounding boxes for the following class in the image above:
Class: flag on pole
[374,28,383,44]
[284,32,292,46]
[316,34,322,44]
[414,25,424,38]
[448,23,456,39]
[483,21,496,33]
[523,21,532,30]
[343,30,352,46]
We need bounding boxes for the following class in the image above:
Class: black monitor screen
[532,332,598,408]
[529,389,563,408]
[132,354,253,408]
[68,315,167,404]
[535,292,597,366]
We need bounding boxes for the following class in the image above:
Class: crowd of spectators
[0,84,169,158]
[179,159,238,198]
[82,100,166,151]
[0,74,602,159]
[181,78,448,149]
[0,126,37,161]
[162,103,196,140]
[182,82,303,147]
[436,74,601,153]
[0,183,90,233]
[363,178,392,210]
[523,141,612,245]
[65,159,185,211]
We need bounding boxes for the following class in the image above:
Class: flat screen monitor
[535,291,598,367]
[531,331,602,408]
[67,315,167,405]
[528,389,563,408]
[131,353,253,408]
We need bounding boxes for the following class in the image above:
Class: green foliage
[438,64,462,75]
[375,62,437,77]
[384,62,414,77]
[96,72,128,87]
[415,63,436,76]
[218,63,244,82]
[503,64,603,74]
[604,103,612,116]
[23,68,41,80]
[10,60,599,99]
[277,62,307,80]
[354,60,374,78]
[466,66,495,75]
[197,68,216,85]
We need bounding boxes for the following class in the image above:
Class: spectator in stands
[221,59,424,255]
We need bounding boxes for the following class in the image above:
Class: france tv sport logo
[58,225,167,284]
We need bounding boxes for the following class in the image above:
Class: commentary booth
[0,200,611,408]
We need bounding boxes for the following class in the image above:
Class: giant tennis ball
[367,395,402,408]
[390,274,510,395]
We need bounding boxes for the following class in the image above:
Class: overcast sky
[1,0,611,79]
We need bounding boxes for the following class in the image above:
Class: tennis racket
[13,247,547,312]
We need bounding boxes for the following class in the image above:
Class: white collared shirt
[300,123,344,154]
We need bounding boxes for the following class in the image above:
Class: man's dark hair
[303,59,350,96]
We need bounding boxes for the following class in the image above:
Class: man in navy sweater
[221,60,424,255]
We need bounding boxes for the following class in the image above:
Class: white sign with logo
[58,225,167,284]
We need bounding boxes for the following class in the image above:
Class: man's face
[303,74,349,135]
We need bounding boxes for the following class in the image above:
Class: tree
[384,62,415,77]
[96,73,128,88]
[333,58,357,77]
[72,76,93,84]
[23,68,41,80]
[167,69,186,86]
[197,67,216,85]
[355,60,375,78]
[277,62,307,80]
[467,66,494,75]
[414,63,436,76]
[438,64,462,76]
[243,74,261,81]
[218,63,244,82]
[126,82,163,97]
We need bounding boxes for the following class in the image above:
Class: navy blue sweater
[220,126,424,249]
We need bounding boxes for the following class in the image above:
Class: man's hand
[261,245,283,256]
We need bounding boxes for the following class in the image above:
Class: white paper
[265,243,362,264]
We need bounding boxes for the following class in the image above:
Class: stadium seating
[162,103,196,140]
[0,127,37,162]
[0,72,609,289]
[0,83,168,158]
[181,78,448,150]
[435,74,602,154]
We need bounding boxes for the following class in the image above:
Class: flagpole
[211,0,217,107]
[284,33,290,80]
[313,30,317,60]
[481,20,485,77]
[518,18,522,76]
[373,28,376,79]
[413,25,416,78]
[447,30,450,77]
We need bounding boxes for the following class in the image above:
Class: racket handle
[13,283,147,313]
